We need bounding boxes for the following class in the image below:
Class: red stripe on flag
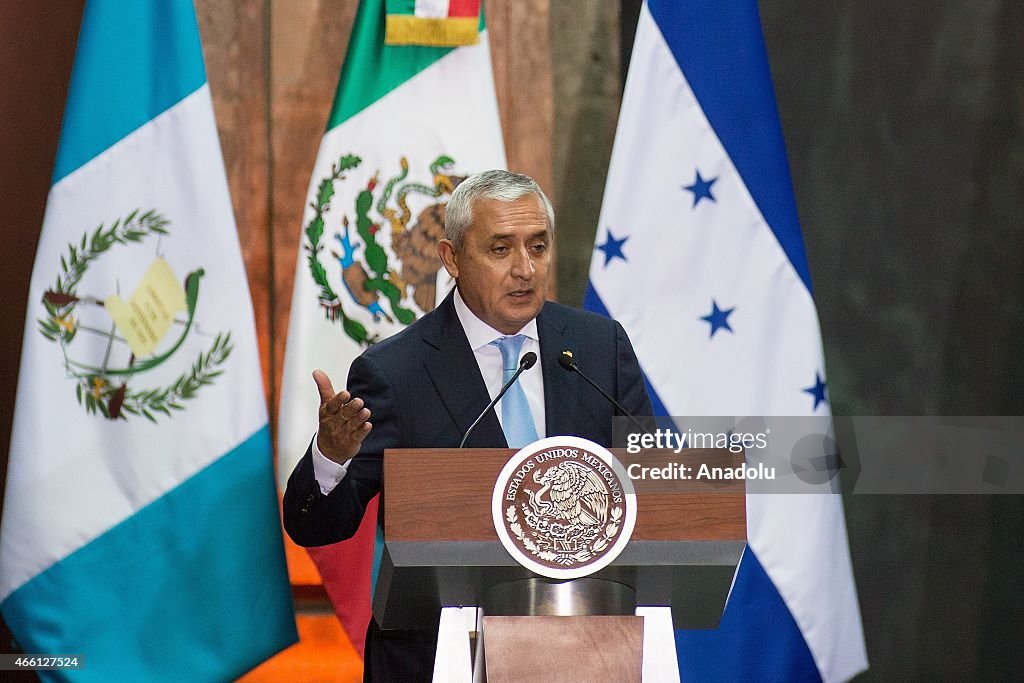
[307,496,379,659]
[447,0,480,18]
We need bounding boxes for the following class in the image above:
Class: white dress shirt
[311,288,547,495]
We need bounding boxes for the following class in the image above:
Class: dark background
[763,2,1024,678]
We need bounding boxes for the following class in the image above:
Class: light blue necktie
[491,335,539,448]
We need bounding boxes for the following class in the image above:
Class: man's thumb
[312,369,334,405]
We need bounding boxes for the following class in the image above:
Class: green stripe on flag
[326,0,485,130]
[385,0,417,15]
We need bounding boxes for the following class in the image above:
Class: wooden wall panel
[268,0,357,588]
[488,0,555,201]
[269,0,355,427]
[549,1,621,305]
[196,0,274,416]
[488,0,555,295]
[0,1,86,669]
[0,0,84,515]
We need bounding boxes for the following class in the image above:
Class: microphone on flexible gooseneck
[558,350,649,433]
[459,351,538,448]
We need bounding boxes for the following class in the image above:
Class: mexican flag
[277,0,505,663]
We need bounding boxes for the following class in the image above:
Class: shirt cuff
[311,432,350,495]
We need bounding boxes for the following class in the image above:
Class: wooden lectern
[374,448,746,681]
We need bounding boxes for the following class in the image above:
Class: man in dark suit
[283,170,652,682]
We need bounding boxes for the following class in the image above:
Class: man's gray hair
[444,170,554,250]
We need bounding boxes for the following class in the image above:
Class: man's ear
[437,239,459,279]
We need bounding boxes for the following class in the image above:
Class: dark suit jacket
[283,290,652,681]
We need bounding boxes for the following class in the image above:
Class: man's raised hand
[313,369,372,464]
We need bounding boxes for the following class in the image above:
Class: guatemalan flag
[586,1,868,681]
[0,1,297,679]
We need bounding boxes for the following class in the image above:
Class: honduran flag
[586,1,868,681]
[0,1,296,680]
[277,0,505,666]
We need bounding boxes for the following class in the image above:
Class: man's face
[438,194,551,335]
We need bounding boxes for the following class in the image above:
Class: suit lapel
[421,291,507,447]
[539,303,611,439]
[538,303,582,437]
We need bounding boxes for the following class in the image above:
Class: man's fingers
[317,409,372,461]
[349,407,371,429]
[337,398,365,421]
[353,421,372,442]
[324,403,369,429]
[323,391,357,418]
[312,370,336,406]
[313,368,356,417]
[316,419,372,462]
[312,370,372,462]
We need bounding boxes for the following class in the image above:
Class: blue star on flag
[683,169,718,207]
[595,229,629,267]
[803,372,828,410]
[700,300,735,338]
